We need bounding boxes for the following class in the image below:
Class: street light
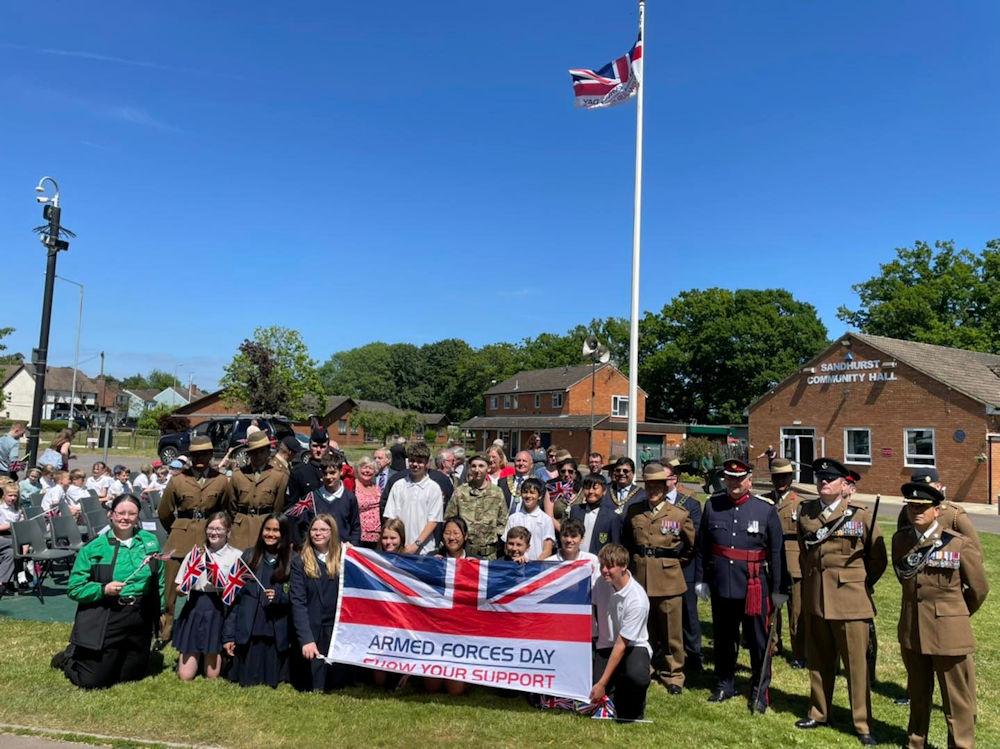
[25,177,75,466]
[55,275,84,425]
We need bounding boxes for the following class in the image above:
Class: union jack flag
[548,481,576,503]
[204,548,223,587]
[569,29,642,109]
[577,694,617,720]
[42,507,61,519]
[179,546,205,594]
[222,557,250,605]
[285,493,314,518]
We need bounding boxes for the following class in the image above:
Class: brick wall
[566,367,647,422]
[749,338,993,503]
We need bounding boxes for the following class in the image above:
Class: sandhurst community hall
[749,332,1000,505]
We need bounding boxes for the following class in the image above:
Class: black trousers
[64,605,153,689]
[681,582,703,666]
[593,646,651,721]
[711,595,771,707]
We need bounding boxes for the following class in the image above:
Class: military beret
[310,427,330,445]
[901,481,944,505]
[812,457,849,481]
[769,457,793,475]
[722,458,751,477]
[910,467,939,484]
[280,435,303,454]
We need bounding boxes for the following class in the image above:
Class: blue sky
[2,1,997,392]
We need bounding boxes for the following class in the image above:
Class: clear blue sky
[2,1,997,392]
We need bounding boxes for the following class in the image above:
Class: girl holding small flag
[55,494,166,689]
[291,513,349,691]
[174,512,241,681]
[223,513,294,688]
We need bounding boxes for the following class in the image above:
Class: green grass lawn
[0,525,996,748]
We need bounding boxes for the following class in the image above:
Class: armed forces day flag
[569,29,643,109]
[330,547,594,701]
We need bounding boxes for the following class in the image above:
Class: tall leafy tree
[641,288,828,423]
[219,326,325,419]
[837,239,1000,352]
[318,342,398,403]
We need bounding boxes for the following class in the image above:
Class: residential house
[1,364,99,421]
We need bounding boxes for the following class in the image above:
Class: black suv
[157,415,297,465]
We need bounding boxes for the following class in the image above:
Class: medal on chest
[747,520,759,534]
[834,521,865,538]
[927,549,960,570]
[661,519,679,536]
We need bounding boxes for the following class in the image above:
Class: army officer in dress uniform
[795,458,886,746]
[764,457,806,668]
[696,458,784,713]
[156,435,233,646]
[622,462,696,693]
[892,481,988,749]
[230,431,289,550]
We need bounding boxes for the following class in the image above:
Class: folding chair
[88,489,100,501]
[84,509,110,538]
[138,497,158,522]
[23,504,46,520]
[81,495,105,517]
[10,519,74,602]
[50,514,86,553]
[145,490,162,507]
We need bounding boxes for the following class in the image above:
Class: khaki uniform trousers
[774,576,804,660]
[805,615,873,735]
[647,594,685,687]
[901,647,976,749]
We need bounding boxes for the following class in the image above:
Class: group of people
[4,419,987,745]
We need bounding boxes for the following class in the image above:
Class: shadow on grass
[766,683,907,746]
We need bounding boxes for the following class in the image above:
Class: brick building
[462,363,686,461]
[748,332,1000,504]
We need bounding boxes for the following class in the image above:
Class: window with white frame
[612,395,629,418]
[338,419,347,435]
[552,392,563,408]
[512,395,519,409]
[844,428,871,464]
[904,428,936,467]
[490,396,498,410]
[534,394,541,408]
[503,395,511,409]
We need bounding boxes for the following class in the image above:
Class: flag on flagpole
[222,557,250,605]
[569,29,643,109]
[179,546,206,594]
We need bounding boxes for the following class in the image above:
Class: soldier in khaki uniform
[795,458,887,746]
[229,431,289,550]
[449,455,507,559]
[763,458,805,667]
[892,481,988,749]
[622,462,695,692]
[156,435,233,645]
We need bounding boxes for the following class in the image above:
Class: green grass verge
[0,527,995,748]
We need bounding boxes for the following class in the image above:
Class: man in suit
[498,450,536,515]
[608,457,645,516]
[892,481,988,749]
[156,435,232,646]
[373,446,395,494]
[763,457,806,668]
[230,431,290,550]
[697,458,784,713]
[623,462,696,693]
[569,473,621,555]
[795,458,887,746]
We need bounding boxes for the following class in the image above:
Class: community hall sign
[805,359,898,386]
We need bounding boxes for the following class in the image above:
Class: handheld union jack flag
[285,493,315,518]
[569,28,642,109]
[178,546,206,594]
[576,694,617,720]
[221,557,250,605]
[548,481,576,503]
[204,548,223,587]
[42,507,61,519]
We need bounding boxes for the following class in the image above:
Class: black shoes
[152,639,167,652]
[749,702,767,715]
[667,685,682,695]
[893,697,910,706]
[790,659,805,669]
[857,734,877,746]
[708,689,736,703]
[50,650,68,670]
[795,718,826,729]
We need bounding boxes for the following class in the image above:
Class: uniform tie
[377,472,386,491]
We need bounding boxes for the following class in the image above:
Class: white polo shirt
[596,572,651,654]
[504,506,556,561]
[384,475,444,555]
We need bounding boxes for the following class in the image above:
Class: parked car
[157,415,296,466]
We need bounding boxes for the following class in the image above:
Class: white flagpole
[626,0,645,460]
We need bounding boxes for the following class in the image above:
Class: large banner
[330,547,594,701]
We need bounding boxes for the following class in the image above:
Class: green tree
[641,288,828,424]
[219,326,325,419]
[837,239,1000,352]
[138,403,175,431]
[148,369,181,391]
[318,342,398,403]
[419,338,475,418]
[349,408,420,444]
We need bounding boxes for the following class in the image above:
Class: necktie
[515,476,523,491]
[378,472,386,490]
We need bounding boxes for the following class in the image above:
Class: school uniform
[290,553,349,691]
[594,573,652,721]
[172,543,242,654]
[504,507,556,560]
[223,548,292,688]
[291,484,361,548]
[569,497,621,555]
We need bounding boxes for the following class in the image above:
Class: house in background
[461,363,686,461]
[122,389,160,419]
[1,364,98,421]
[154,385,204,409]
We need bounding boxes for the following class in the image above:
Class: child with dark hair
[504,478,555,560]
[223,513,294,688]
